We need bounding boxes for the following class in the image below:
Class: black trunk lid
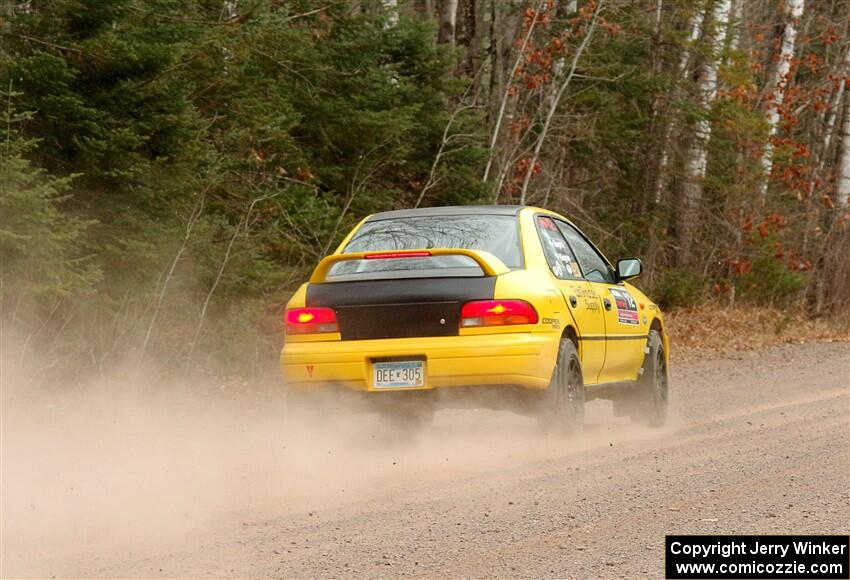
[305,277,496,341]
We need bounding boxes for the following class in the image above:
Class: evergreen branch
[7,32,103,60]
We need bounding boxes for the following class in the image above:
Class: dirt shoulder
[665,305,850,361]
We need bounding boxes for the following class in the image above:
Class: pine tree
[0,89,98,302]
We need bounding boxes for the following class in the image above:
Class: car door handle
[569,295,578,307]
[603,298,612,310]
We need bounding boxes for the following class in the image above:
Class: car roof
[365,205,526,222]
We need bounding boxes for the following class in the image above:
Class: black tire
[634,329,668,427]
[539,338,585,433]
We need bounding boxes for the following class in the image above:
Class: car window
[330,215,523,278]
[555,221,615,284]
[535,216,582,280]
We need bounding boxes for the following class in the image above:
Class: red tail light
[460,300,538,327]
[285,307,339,335]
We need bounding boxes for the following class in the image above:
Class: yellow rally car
[280,205,669,430]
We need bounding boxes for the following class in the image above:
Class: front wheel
[634,329,668,427]
[539,338,585,433]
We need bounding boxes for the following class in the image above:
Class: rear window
[328,215,522,280]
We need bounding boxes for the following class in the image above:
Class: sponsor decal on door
[609,288,639,325]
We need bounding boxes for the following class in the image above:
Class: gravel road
[4,342,849,578]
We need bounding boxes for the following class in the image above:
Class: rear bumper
[280,332,558,392]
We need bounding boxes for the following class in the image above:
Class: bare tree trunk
[757,0,806,202]
[652,5,705,204]
[222,0,238,20]
[482,0,547,184]
[558,0,577,17]
[456,0,475,45]
[650,0,663,76]
[808,46,850,202]
[383,0,399,27]
[439,0,459,43]
[675,0,731,266]
[488,0,503,116]
[837,78,850,208]
[455,0,477,73]
[800,47,849,257]
[518,0,604,203]
[413,0,435,17]
[727,0,744,52]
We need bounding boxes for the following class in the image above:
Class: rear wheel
[539,338,585,433]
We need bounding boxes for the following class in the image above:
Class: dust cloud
[1,352,667,577]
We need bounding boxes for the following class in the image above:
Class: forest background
[2,0,848,385]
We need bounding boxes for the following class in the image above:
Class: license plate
[372,360,424,389]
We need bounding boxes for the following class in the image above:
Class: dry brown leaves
[665,305,850,362]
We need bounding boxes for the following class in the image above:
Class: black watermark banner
[666,535,849,579]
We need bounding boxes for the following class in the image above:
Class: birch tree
[676,0,731,265]
[652,4,706,203]
[727,0,744,52]
[837,76,850,208]
[383,0,399,27]
[439,0,459,43]
[809,45,850,204]
[757,0,805,201]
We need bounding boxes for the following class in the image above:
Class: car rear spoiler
[309,249,510,283]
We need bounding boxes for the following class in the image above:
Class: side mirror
[616,258,642,281]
